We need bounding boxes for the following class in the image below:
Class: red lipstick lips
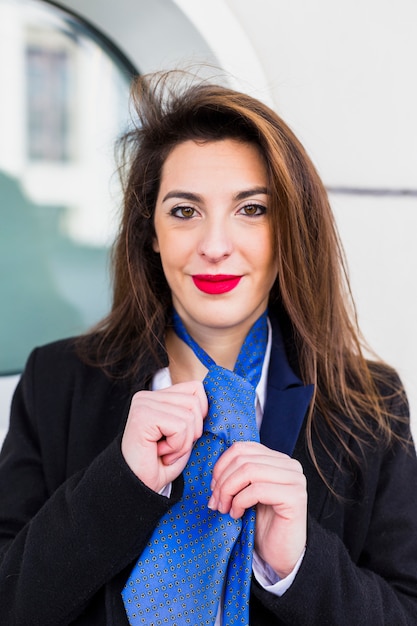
[192,274,241,295]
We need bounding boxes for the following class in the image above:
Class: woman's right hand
[121,381,208,492]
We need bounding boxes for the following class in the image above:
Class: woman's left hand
[208,442,307,579]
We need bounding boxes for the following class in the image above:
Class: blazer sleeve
[0,347,181,626]
[250,379,417,625]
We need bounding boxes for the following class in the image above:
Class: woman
[1,71,416,625]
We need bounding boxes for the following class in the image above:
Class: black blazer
[1,323,417,625]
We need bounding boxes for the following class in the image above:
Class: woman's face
[153,138,278,340]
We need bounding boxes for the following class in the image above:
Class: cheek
[258,248,278,290]
[251,231,276,271]
[153,238,180,284]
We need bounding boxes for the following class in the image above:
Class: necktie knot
[203,365,258,443]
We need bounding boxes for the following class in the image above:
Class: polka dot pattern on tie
[122,310,268,626]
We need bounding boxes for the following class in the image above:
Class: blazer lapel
[260,318,314,457]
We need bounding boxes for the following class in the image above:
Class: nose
[197,216,233,262]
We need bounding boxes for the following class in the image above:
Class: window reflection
[0,0,134,374]
[26,44,72,161]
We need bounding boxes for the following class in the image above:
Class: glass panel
[0,0,134,374]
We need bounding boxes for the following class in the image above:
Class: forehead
[159,139,268,190]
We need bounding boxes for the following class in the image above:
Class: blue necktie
[122,311,268,625]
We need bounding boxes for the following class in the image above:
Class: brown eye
[170,206,196,219]
[180,207,195,218]
[240,203,266,216]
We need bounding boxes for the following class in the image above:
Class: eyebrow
[162,187,270,203]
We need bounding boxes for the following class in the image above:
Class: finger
[130,390,205,444]
[211,445,301,498]
[209,464,304,516]
[211,442,290,487]
[132,386,206,421]
[152,383,208,438]
[229,480,307,520]
[152,410,201,463]
[162,380,209,417]
[210,458,305,515]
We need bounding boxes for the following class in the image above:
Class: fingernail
[208,495,215,510]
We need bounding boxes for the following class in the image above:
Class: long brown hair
[78,70,407,484]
